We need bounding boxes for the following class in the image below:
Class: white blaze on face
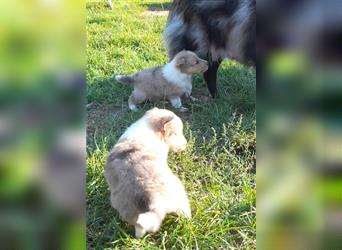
[162,58,191,87]
[120,108,187,154]
[119,118,169,159]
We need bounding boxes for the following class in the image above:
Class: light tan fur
[115,50,208,111]
[104,108,191,238]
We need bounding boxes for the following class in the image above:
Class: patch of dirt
[87,102,125,142]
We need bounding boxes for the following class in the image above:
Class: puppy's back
[131,66,185,100]
[133,66,165,87]
[105,139,171,224]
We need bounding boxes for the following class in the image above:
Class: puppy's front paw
[183,208,192,219]
[179,204,191,219]
[189,96,199,102]
[169,97,182,109]
[179,107,188,112]
[134,225,146,239]
[129,104,138,112]
[107,0,113,9]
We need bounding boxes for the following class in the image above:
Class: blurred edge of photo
[257,0,342,249]
[0,0,85,249]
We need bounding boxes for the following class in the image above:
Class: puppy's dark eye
[195,60,199,64]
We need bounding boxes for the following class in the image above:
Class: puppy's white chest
[168,73,192,94]
[162,63,192,95]
[182,78,192,95]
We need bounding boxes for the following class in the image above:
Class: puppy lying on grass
[115,50,208,112]
[104,108,191,238]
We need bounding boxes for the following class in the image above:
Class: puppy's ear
[176,57,186,67]
[158,115,174,134]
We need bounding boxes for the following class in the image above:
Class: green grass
[87,0,256,249]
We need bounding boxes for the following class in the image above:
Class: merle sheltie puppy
[116,50,208,112]
[164,0,256,97]
[105,108,191,238]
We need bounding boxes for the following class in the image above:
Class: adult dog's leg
[204,60,221,97]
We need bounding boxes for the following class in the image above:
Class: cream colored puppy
[104,108,191,238]
[115,50,208,112]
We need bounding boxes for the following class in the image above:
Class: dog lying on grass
[104,108,191,238]
[115,50,208,112]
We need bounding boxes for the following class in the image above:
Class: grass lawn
[86,0,256,249]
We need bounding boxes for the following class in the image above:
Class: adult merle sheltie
[164,0,256,97]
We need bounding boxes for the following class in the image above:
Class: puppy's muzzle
[176,138,187,152]
[201,60,209,72]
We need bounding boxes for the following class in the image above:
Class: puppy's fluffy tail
[115,75,134,84]
[136,210,163,233]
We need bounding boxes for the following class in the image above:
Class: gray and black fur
[164,0,256,97]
